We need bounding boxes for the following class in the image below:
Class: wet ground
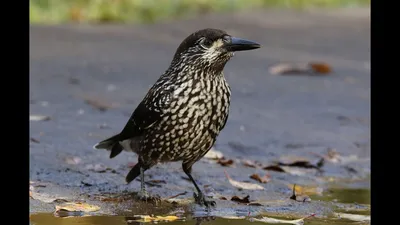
[30,8,370,224]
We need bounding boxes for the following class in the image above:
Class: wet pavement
[30,8,370,224]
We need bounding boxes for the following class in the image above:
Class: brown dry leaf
[290,184,311,202]
[219,197,227,200]
[54,202,100,217]
[231,195,250,204]
[166,192,187,199]
[250,173,271,183]
[263,165,286,173]
[217,158,234,167]
[251,213,316,224]
[224,170,264,190]
[269,62,332,76]
[309,62,332,74]
[128,215,181,223]
[29,191,33,198]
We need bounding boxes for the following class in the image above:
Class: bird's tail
[93,134,123,158]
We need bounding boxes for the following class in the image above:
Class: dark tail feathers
[126,161,153,183]
[93,134,123,158]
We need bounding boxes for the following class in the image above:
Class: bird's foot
[135,190,161,203]
[194,192,216,208]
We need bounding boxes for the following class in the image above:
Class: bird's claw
[194,192,216,207]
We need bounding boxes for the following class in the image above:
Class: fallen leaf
[65,156,82,165]
[219,197,227,200]
[309,62,332,74]
[263,165,286,173]
[29,191,33,198]
[251,213,316,224]
[224,170,264,190]
[83,97,114,112]
[127,215,181,223]
[242,160,259,168]
[166,192,188,199]
[277,155,324,170]
[250,173,271,183]
[85,164,109,173]
[54,202,100,217]
[217,158,234,167]
[30,138,40,143]
[287,184,323,196]
[30,115,51,121]
[269,62,332,76]
[290,184,311,202]
[248,202,263,206]
[231,195,250,203]
[204,148,224,159]
[335,213,370,222]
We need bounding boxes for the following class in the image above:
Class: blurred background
[30,0,370,24]
[30,1,370,224]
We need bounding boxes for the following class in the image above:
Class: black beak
[225,37,261,52]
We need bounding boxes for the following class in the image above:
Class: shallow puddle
[30,213,369,225]
[312,188,370,205]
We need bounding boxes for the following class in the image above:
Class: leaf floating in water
[250,173,271,183]
[251,213,316,225]
[127,215,181,223]
[54,202,100,217]
[30,115,51,121]
[224,170,264,190]
[217,158,234,167]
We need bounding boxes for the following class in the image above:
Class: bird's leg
[127,160,160,203]
[182,163,216,207]
[137,166,150,200]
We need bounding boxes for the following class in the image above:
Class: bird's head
[170,28,261,74]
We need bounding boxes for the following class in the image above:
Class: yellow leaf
[55,202,100,213]
[129,215,181,222]
[287,184,323,196]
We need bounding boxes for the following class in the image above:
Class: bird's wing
[118,87,173,140]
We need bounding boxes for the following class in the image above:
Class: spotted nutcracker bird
[94,28,260,207]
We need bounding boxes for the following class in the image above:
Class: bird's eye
[222,36,231,43]
[200,38,213,48]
